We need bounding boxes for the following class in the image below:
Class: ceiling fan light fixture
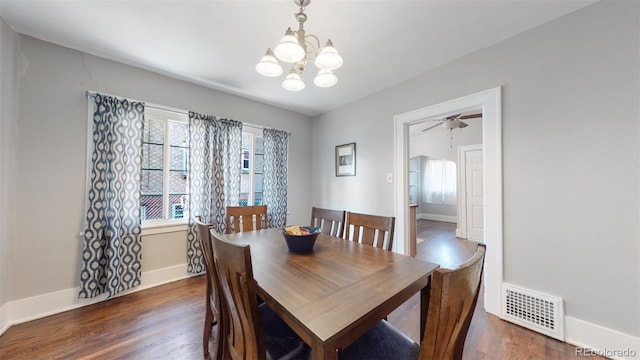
[313,69,337,87]
[274,28,305,63]
[442,119,461,129]
[255,48,283,77]
[282,68,305,91]
[314,40,343,70]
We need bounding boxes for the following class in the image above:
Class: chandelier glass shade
[255,49,283,77]
[256,0,343,91]
[282,68,306,91]
[274,28,306,63]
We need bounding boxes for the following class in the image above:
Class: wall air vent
[501,283,564,341]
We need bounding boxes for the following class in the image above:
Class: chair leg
[203,302,213,358]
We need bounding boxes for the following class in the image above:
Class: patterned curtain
[187,112,242,273]
[79,94,144,299]
[263,128,289,228]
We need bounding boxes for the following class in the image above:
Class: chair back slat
[226,205,268,234]
[345,212,395,251]
[310,207,346,238]
[419,244,486,360]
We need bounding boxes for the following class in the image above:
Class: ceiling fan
[421,112,482,133]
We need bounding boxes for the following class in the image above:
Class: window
[239,128,264,207]
[141,108,189,223]
[423,158,457,205]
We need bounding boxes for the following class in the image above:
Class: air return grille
[501,283,564,340]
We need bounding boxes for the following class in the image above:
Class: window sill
[142,220,188,236]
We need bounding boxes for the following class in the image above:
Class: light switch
[386,173,393,183]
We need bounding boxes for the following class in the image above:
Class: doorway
[393,87,502,316]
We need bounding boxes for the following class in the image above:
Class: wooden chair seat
[310,207,346,238]
[340,244,486,360]
[345,212,395,251]
[226,205,268,234]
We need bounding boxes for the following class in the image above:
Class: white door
[465,148,484,241]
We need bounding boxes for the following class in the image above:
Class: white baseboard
[418,213,457,223]
[564,316,640,360]
[0,263,193,336]
[0,302,9,335]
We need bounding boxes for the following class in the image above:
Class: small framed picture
[335,142,356,176]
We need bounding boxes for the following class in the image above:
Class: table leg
[312,344,338,360]
[420,275,432,343]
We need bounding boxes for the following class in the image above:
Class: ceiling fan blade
[422,123,442,132]
[458,113,482,120]
[446,113,462,120]
[458,121,469,128]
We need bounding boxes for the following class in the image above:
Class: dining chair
[339,244,486,360]
[226,205,268,234]
[211,232,311,360]
[195,217,223,360]
[310,207,346,238]
[344,212,395,251]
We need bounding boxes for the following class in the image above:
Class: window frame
[141,107,189,229]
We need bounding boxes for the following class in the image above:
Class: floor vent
[501,283,564,340]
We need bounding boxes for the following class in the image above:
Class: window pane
[170,146,187,171]
[168,194,187,220]
[168,121,188,147]
[142,169,163,194]
[169,170,188,195]
[254,154,264,174]
[254,136,264,154]
[254,173,263,193]
[141,194,163,220]
[239,193,249,207]
[253,192,263,206]
[143,118,164,143]
[142,143,164,169]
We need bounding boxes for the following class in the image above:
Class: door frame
[457,144,483,240]
[393,87,502,316]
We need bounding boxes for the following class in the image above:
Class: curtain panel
[79,94,145,299]
[263,128,289,228]
[424,158,457,205]
[187,112,242,273]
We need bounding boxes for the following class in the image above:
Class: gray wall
[311,2,639,337]
[0,18,17,311]
[9,35,312,300]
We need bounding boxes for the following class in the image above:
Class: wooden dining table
[220,228,439,360]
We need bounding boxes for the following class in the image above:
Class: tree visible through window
[141,108,189,222]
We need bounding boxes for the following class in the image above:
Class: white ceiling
[0,0,596,117]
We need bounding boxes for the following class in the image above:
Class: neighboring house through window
[141,107,189,223]
[240,127,264,207]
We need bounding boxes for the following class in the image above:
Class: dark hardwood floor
[0,220,602,359]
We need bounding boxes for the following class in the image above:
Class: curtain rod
[86,90,290,135]
[86,90,187,114]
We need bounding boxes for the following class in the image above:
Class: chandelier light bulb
[256,48,283,77]
[313,69,338,88]
[274,28,305,63]
[314,39,343,70]
[282,69,305,91]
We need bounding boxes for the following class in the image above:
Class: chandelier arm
[303,34,321,60]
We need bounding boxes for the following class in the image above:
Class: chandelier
[255,0,343,91]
